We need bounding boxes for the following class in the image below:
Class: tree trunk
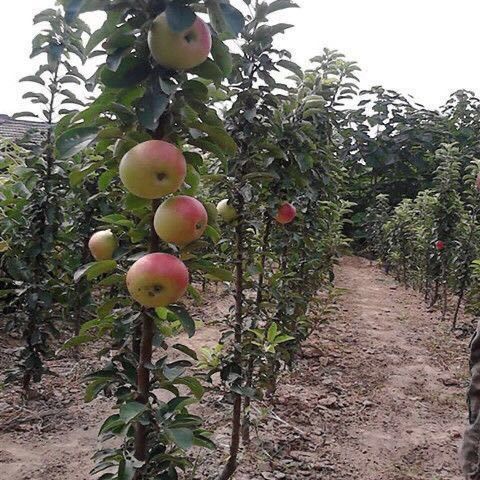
[218,195,244,480]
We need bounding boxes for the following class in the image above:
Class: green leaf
[295,152,313,173]
[190,261,233,281]
[267,322,278,343]
[118,458,135,480]
[277,59,303,78]
[193,432,216,450]
[219,4,245,36]
[166,428,194,450]
[98,169,117,191]
[101,56,151,89]
[190,59,224,82]
[56,126,99,158]
[120,401,147,423]
[172,344,198,360]
[211,37,232,77]
[125,193,150,211]
[20,75,45,85]
[74,260,117,283]
[12,112,39,120]
[61,334,94,350]
[276,334,295,344]
[191,122,237,156]
[169,305,195,338]
[165,2,196,32]
[173,377,204,400]
[205,225,220,243]
[99,414,124,435]
[266,0,299,14]
[100,213,134,227]
[85,378,109,403]
[136,91,169,131]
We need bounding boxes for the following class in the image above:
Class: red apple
[154,195,208,246]
[126,253,189,308]
[119,140,187,199]
[148,13,212,70]
[216,199,237,222]
[275,202,296,225]
[436,240,445,251]
[88,229,117,261]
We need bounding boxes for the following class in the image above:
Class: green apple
[181,164,201,195]
[88,229,117,261]
[216,199,237,222]
[126,253,189,308]
[154,195,208,246]
[119,140,186,199]
[148,13,212,70]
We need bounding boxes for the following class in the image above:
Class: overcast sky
[1,1,479,116]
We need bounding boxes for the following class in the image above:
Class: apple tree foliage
[0,7,91,391]
[55,0,250,479]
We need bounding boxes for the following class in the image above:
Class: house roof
[0,114,49,143]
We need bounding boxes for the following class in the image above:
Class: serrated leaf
[119,401,147,423]
[190,59,224,82]
[166,427,194,450]
[211,37,232,77]
[74,260,117,283]
[101,56,151,89]
[56,126,99,158]
[173,377,204,400]
[20,75,45,85]
[169,305,195,338]
[165,2,196,32]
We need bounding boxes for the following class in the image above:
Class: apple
[216,199,237,222]
[88,229,117,261]
[126,253,189,308]
[148,13,212,71]
[436,240,445,251]
[119,140,187,199]
[275,202,296,225]
[154,195,208,246]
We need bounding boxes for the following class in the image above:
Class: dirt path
[230,256,468,480]
[327,256,468,479]
[0,256,470,479]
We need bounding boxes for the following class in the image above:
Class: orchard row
[0,1,352,479]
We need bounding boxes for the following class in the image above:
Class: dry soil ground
[0,256,472,479]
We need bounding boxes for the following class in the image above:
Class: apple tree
[57,0,246,478]
[0,6,90,393]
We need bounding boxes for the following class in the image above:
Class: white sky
[1,0,479,116]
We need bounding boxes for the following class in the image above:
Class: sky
[1,0,479,116]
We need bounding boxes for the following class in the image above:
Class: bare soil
[0,256,472,479]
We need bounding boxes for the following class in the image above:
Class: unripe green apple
[181,164,201,195]
[119,140,186,199]
[216,199,237,222]
[275,202,296,225]
[204,201,218,226]
[126,253,189,308]
[148,13,212,70]
[154,195,208,246]
[88,229,117,261]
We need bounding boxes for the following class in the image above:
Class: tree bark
[218,195,244,480]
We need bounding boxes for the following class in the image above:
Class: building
[0,114,49,144]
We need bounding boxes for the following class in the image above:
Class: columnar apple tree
[1,7,89,393]
[58,0,245,478]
